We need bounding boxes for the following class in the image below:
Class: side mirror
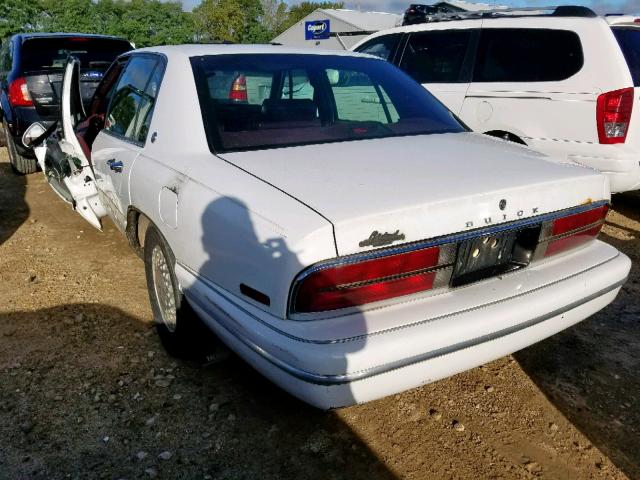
[22,122,46,148]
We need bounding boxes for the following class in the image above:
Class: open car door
[30,57,107,230]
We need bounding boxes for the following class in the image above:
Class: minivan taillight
[8,77,33,107]
[596,88,634,144]
[229,75,248,102]
[292,245,455,313]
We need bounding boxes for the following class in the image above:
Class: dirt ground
[0,146,638,480]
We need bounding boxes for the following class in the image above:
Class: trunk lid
[220,133,608,256]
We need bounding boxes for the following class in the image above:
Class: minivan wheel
[144,224,229,363]
[4,120,37,174]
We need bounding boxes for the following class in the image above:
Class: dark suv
[0,33,133,173]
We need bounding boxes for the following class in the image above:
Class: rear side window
[105,55,163,143]
[400,30,473,84]
[355,34,402,61]
[474,29,583,83]
[613,28,640,86]
[19,37,132,73]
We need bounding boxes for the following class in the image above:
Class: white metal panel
[222,132,608,256]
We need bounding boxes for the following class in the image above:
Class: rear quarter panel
[128,50,335,318]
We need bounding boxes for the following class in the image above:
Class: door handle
[106,159,123,173]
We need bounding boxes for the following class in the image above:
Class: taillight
[537,204,609,258]
[292,245,455,313]
[596,88,634,144]
[8,77,33,107]
[229,75,248,102]
[291,203,609,315]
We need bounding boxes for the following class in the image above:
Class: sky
[330,0,640,14]
[180,0,640,14]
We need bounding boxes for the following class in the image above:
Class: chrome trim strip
[188,277,626,386]
[299,201,609,276]
[287,200,609,315]
[180,250,620,345]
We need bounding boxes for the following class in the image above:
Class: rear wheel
[144,224,228,364]
[4,120,37,174]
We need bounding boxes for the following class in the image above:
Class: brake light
[8,77,33,107]
[229,75,248,102]
[293,245,453,313]
[596,88,634,144]
[540,205,608,258]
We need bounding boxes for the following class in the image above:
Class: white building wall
[273,11,372,50]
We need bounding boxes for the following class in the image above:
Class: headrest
[262,99,318,122]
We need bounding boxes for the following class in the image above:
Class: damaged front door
[33,57,107,229]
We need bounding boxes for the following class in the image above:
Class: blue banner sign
[305,20,331,40]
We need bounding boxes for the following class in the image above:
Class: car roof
[134,43,372,59]
[14,32,129,42]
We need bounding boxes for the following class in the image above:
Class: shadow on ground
[0,161,28,246]
[0,304,395,480]
[515,192,640,480]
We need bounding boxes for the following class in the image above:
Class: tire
[144,224,228,364]
[4,120,37,174]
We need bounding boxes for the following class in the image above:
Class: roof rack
[402,5,597,25]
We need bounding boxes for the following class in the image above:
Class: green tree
[192,0,245,43]
[0,0,43,38]
[111,0,192,47]
[260,0,287,40]
[40,0,98,33]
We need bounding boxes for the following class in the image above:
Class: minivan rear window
[190,54,464,153]
[613,28,640,87]
[20,37,132,72]
[474,29,583,83]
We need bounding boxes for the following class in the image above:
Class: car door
[31,57,108,229]
[91,54,164,230]
[397,29,478,115]
[460,27,586,140]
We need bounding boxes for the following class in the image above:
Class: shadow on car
[0,303,396,479]
[0,148,29,246]
[514,195,640,479]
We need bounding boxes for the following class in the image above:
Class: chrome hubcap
[151,245,177,332]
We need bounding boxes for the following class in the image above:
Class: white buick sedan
[25,45,630,409]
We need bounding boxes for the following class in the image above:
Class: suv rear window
[20,37,132,72]
[474,29,583,83]
[613,28,640,87]
[191,54,464,153]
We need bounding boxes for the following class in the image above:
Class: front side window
[105,55,162,143]
[355,34,402,61]
[613,27,640,87]
[191,54,463,153]
[474,28,583,83]
[400,30,474,84]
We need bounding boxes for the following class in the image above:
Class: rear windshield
[190,54,464,153]
[20,37,132,72]
[613,28,640,86]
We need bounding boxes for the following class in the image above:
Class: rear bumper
[178,241,630,409]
